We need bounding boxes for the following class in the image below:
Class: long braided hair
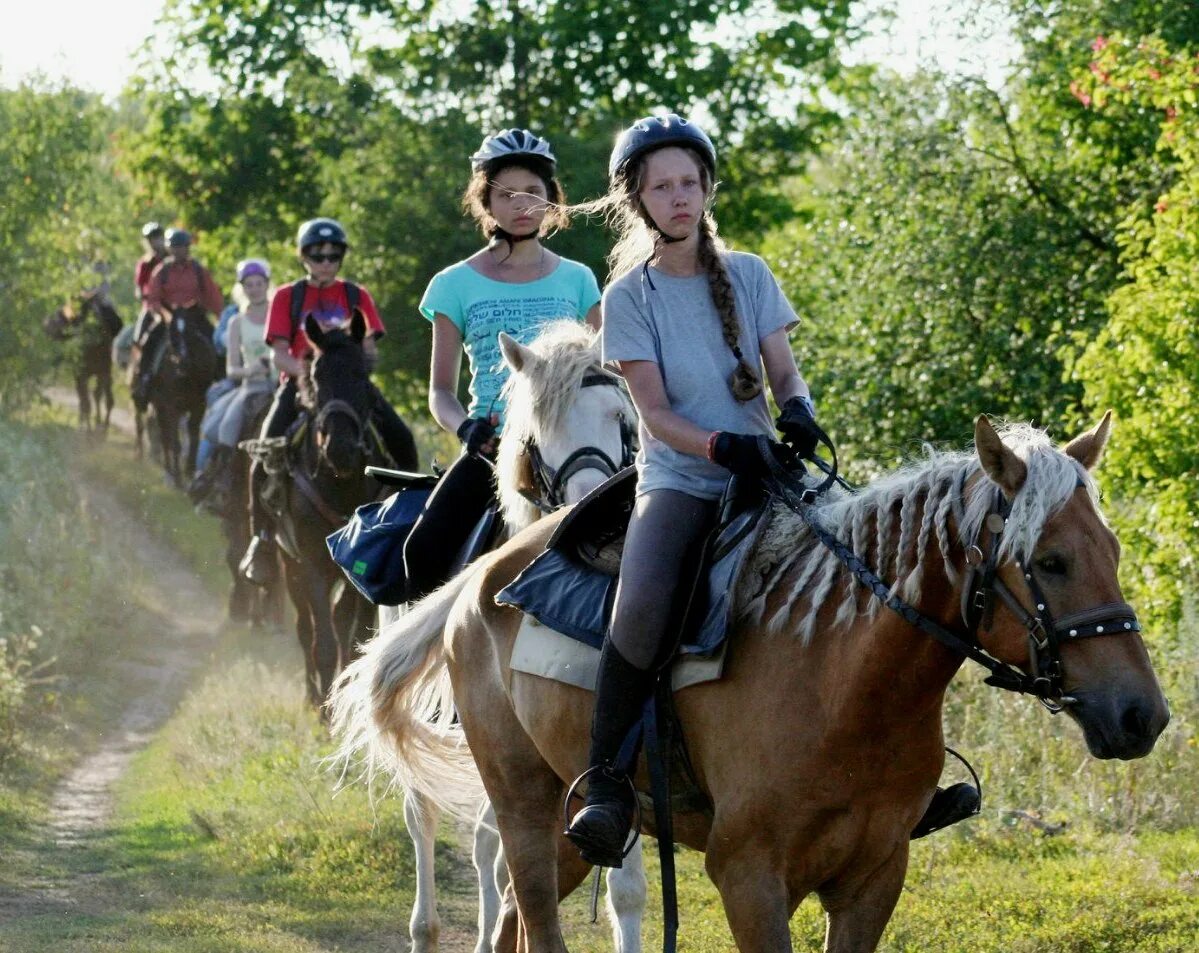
[593,144,762,401]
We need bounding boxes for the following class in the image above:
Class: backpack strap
[344,280,361,318]
[288,279,309,337]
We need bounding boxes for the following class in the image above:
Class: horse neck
[779,488,970,725]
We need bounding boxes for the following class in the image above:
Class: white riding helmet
[470,129,556,173]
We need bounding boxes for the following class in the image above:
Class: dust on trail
[0,412,218,923]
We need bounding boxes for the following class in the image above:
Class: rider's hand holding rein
[456,414,499,458]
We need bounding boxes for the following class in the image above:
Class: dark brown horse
[45,293,122,433]
[339,413,1169,952]
[145,307,219,486]
[272,312,417,706]
[223,392,285,627]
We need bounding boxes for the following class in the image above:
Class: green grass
[2,406,1198,951]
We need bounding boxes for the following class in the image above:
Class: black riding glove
[711,432,793,478]
[775,395,820,459]
[456,416,497,456]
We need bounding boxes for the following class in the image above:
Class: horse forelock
[737,422,1101,644]
[304,340,370,413]
[495,320,634,530]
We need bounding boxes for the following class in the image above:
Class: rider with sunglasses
[239,218,417,585]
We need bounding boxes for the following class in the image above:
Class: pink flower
[1069,81,1093,108]
[1092,36,1108,52]
[1155,199,1168,214]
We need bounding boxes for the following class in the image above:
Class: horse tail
[328,563,486,820]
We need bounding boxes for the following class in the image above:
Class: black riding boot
[565,641,656,868]
[238,459,277,587]
[910,782,981,839]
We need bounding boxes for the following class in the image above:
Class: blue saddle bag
[326,486,433,606]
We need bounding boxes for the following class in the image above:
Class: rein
[295,396,372,526]
[520,371,638,513]
[761,433,1141,712]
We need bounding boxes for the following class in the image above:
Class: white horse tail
[329,564,486,820]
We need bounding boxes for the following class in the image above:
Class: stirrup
[911,747,982,839]
[562,765,642,866]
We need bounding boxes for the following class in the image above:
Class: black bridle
[763,433,1142,712]
[520,372,638,513]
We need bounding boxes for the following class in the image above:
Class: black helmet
[609,113,716,183]
[470,129,556,173]
[296,217,348,252]
[141,221,164,238]
[165,227,192,247]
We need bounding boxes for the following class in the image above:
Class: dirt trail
[0,398,217,923]
[44,384,138,437]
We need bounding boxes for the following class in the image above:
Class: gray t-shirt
[602,251,798,499]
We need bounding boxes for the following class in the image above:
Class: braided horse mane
[735,424,1101,643]
[494,319,636,531]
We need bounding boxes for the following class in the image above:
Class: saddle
[496,468,769,658]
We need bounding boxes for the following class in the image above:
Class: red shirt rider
[265,280,385,361]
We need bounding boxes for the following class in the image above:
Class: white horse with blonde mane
[336,320,647,953]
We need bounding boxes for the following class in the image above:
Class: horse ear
[1063,410,1112,472]
[350,309,367,343]
[305,314,325,351]
[499,332,538,373]
[975,414,1027,498]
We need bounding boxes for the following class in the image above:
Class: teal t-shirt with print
[418,258,601,426]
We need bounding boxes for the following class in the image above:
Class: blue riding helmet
[608,113,716,183]
[166,227,192,247]
[296,218,348,252]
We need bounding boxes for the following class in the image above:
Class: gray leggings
[609,489,717,670]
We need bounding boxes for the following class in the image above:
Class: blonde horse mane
[495,320,636,530]
[736,423,1100,644]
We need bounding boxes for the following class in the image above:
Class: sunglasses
[305,252,344,264]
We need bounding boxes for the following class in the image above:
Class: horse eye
[1035,554,1067,576]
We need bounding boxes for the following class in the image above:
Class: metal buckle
[800,488,818,505]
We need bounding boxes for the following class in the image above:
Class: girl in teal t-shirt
[404,129,601,599]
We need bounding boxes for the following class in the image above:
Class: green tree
[1072,34,1199,630]
[0,82,139,406]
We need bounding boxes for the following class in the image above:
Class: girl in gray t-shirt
[564,114,822,868]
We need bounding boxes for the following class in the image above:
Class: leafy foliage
[1072,34,1199,629]
[0,84,140,405]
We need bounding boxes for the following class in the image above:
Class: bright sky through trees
[1,0,1014,98]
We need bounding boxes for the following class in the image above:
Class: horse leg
[489,832,592,953]
[405,791,441,953]
[303,564,338,707]
[707,838,794,952]
[100,370,113,433]
[75,372,89,430]
[282,556,320,706]
[474,800,504,953]
[466,739,569,952]
[818,845,908,953]
[185,403,202,478]
[606,843,647,952]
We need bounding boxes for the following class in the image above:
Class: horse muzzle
[1066,687,1171,760]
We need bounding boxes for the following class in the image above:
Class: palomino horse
[336,413,1169,952]
[45,293,123,433]
[274,312,418,707]
[343,321,647,953]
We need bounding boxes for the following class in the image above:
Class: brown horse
[339,414,1169,952]
[45,293,122,433]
